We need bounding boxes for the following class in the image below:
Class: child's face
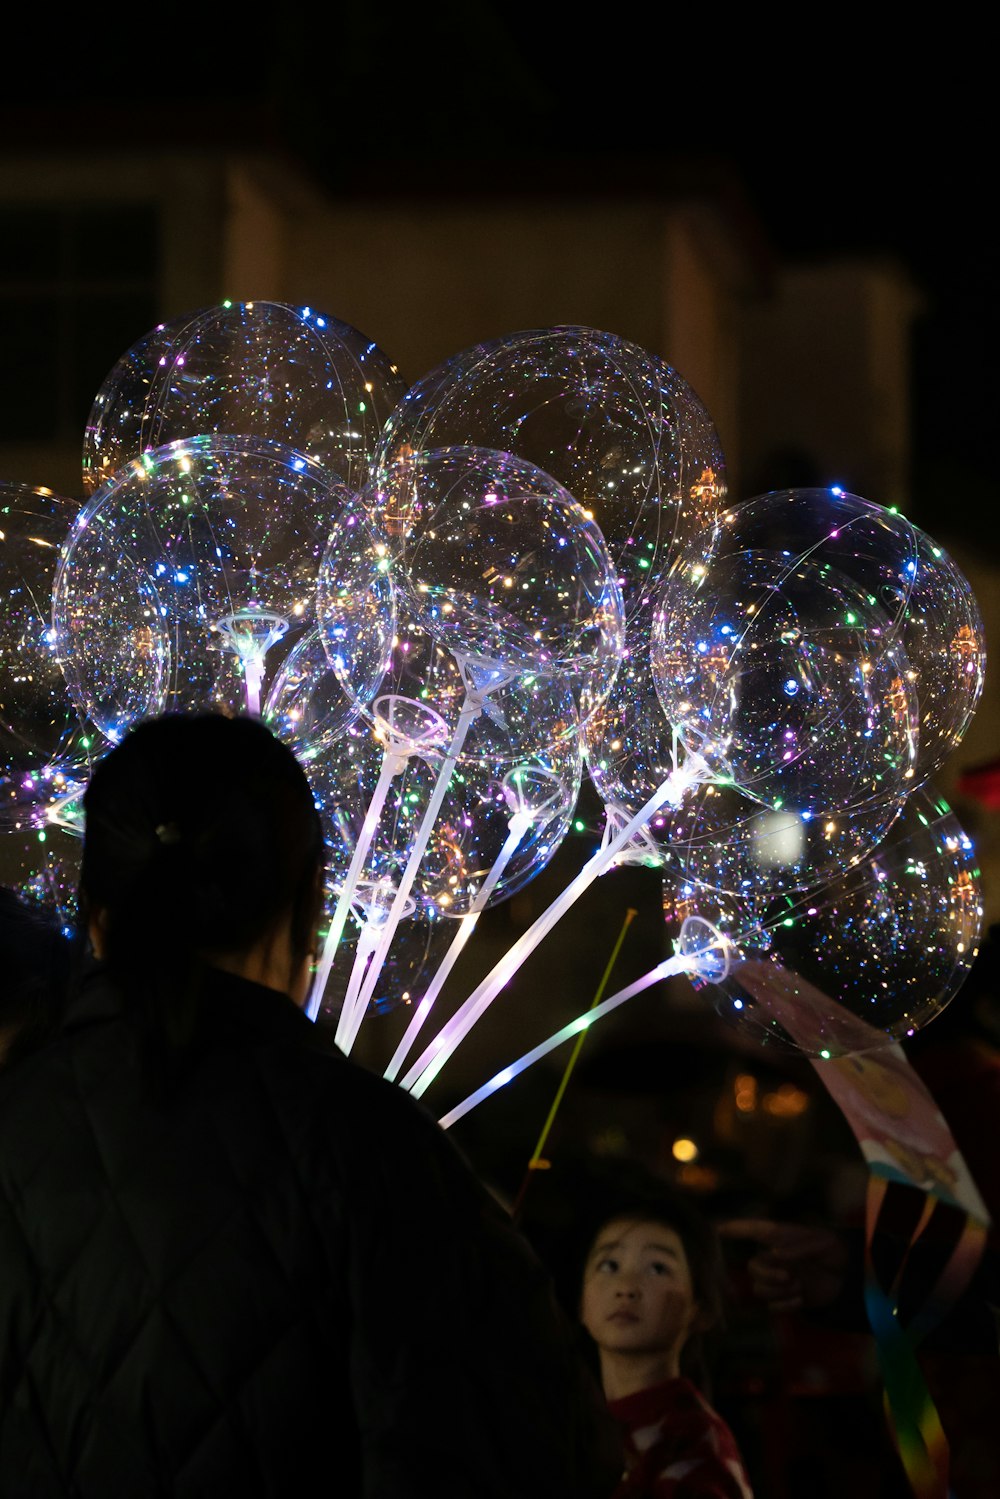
[580,1218,699,1361]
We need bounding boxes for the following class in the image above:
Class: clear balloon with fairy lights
[314,490,396,729]
[0,813,83,933]
[581,616,906,897]
[381,446,625,734]
[54,436,368,739]
[651,775,904,906]
[83,300,406,495]
[653,488,983,805]
[375,326,726,624]
[650,495,929,822]
[0,482,105,826]
[664,785,983,1056]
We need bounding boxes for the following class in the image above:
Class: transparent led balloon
[54,437,365,737]
[581,572,905,875]
[652,521,918,818]
[382,447,624,728]
[666,786,982,1056]
[0,820,82,933]
[375,326,726,622]
[0,484,99,802]
[315,492,395,723]
[652,776,903,906]
[83,301,406,495]
[656,488,983,797]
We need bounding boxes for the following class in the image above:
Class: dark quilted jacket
[0,968,619,1497]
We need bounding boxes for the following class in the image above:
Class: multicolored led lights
[0,302,987,1126]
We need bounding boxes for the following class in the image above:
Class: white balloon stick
[384,808,534,1083]
[312,746,406,1028]
[338,690,483,1052]
[243,655,265,717]
[336,920,384,1047]
[405,753,710,1098]
[436,952,693,1129]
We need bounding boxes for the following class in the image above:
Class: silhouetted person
[0,714,619,1497]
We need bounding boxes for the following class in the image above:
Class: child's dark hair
[80,714,324,1054]
[580,1182,725,1389]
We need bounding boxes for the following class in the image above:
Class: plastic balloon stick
[313,750,402,1028]
[511,907,637,1217]
[383,808,534,1082]
[337,684,486,1052]
[337,883,418,1053]
[338,920,382,1027]
[312,693,448,1027]
[436,938,725,1130]
[335,884,406,1045]
[404,751,711,1096]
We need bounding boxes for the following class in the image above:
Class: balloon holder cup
[501,764,564,824]
[214,610,289,716]
[372,693,451,769]
[602,803,666,869]
[348,876,418,938]
[677,914,731,988]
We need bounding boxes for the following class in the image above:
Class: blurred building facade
[2,136,997,897]
[0,143,921,513]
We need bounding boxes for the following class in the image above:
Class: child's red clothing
[606,1377,753,1498]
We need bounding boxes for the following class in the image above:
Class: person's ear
[291,945,316,1010]
[87,907,108,961]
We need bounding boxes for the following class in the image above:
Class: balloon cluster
[0,300,986,1112]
